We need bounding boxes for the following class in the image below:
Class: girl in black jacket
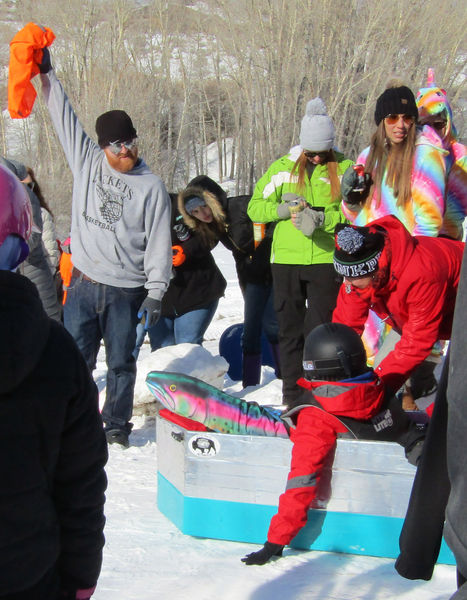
[134,193,226,355]
[179,176,280,387]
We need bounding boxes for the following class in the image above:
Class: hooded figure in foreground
[0,163,107,600]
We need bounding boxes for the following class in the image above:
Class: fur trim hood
[177,186,227,243]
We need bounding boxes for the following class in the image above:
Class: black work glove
[137,297,162,330]
[241,542,284,565]
[38,46,52,73]
[340,165,372,211]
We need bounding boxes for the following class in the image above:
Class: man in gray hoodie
[39,48,172,448]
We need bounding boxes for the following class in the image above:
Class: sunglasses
[304,151,328,160]
[107,138,137,155]
[384,114,415,125]
[430,120,447,131]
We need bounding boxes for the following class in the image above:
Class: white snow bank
[134,343,228,407]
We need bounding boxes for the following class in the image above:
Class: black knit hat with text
[333,223,385,278]
[374,86,418,126]
[95,110,137,148]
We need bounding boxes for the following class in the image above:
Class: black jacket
[0,271,107,595]
[161,194,227,317]
[220,195,274,289]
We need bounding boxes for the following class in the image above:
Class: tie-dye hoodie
[416,73,467,241]
[342,126,447,237]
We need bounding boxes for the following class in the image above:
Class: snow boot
[242,353,261,388]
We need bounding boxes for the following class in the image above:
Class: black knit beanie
[95,110,137,148]
[333,223,385,278]
[374,86,418,126]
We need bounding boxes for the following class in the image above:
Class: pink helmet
[0,163,32,246]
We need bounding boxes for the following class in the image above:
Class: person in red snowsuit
[332,215,464,396]
[242,322,425,565]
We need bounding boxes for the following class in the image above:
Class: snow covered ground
[93,244,457,600]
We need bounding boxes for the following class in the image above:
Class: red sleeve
[332,283,370,336]
[375,280,446,392]
[267,407,345,546]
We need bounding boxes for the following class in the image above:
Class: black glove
[137,297,161,330]
[340,165,371,210]
[241,542,284,565]
[38,46,52,74]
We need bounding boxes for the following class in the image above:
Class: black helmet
[303,323,369,381]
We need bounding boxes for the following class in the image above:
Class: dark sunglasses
[431,120,447,131]
[107,138,138,155]
[384,114,415,125]
[304,151,328,160]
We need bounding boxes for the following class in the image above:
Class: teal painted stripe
[157,473,454,564]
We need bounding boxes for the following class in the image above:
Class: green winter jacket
[248,145,353,265]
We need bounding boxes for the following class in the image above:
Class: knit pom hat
[299,98,335,151]
[374,86,418,126]
[333,223,385,278]
[95,110,137,148]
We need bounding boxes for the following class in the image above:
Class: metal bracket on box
[171,430,184,442]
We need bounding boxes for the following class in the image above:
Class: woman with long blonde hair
[341,82,446,236]
[247,98,353,404]
[339,82,447,409]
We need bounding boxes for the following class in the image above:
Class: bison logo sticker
[188,435,220,457]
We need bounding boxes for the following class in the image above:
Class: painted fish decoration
[145,371,287,437]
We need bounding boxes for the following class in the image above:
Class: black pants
[271,263,341,402]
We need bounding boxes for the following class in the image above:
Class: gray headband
[185,196,206,215]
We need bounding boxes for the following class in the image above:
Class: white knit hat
[299,98,335,151]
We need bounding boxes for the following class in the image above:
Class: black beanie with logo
[374,86,418,126]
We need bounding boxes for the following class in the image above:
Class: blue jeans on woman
[64,273,146,434]
[134,300,219,356]
[242,282,278,354]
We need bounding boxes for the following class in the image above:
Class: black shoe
[106,429,129,448]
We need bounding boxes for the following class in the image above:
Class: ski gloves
[340,165,372,212]
[138,297,162,330]
[276,193,307,219]
[241,542,284,566]
[172,245,186,267]
[292,207,324,237]
[276,193,324,236]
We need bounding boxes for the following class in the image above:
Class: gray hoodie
[41,70,172,301]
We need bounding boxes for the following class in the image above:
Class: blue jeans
[64,273,146,433]
[242,283,279,355]
[134,300,219,355]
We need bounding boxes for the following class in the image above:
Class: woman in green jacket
[248,97,353,403]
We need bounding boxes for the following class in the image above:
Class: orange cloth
[8,22,55,119]
[59,250,73,305]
